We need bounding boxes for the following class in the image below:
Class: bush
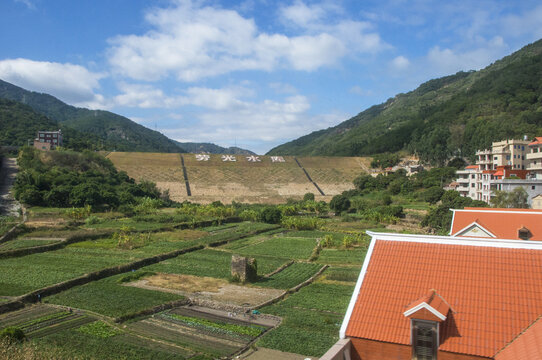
[330,194,350,213]
[281,216,324,230]
[303,193,315,201]
[239,209,259,222]
[84,215,102,225]
[0,327,25,343]
[260,207,282,224]
[420,186,445,204]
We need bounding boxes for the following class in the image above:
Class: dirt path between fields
[0,158,21,217]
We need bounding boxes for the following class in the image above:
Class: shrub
[84,215,102,225]
[281,216,324,230]
[239,209,259,222]
[260,207,282,224]
[65,205,92,219]
[0,327,25,343]
[330,194,350,213]
[303,193,315,201]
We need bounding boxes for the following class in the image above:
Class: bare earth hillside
[106,152,370,204]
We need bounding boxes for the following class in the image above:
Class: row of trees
[14,147,165,209]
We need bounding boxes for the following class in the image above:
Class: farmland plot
[45,274,183,318]
[0,305,95,339]
[127,307,273,358]
[258,279,356,357]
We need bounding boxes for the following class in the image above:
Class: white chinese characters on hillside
[270,156,285,162]
[195,154,210,161]
[222,155,237,162]
[246,156,261,162]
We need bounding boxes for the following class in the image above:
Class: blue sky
[1,0,542,154]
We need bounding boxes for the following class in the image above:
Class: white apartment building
[476,138,530,170]
[527,137,542,179]
[454,138,542,205]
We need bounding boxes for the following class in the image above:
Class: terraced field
[106,152,370,203]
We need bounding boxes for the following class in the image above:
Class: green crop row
[161,312,265,337]
[77,321,123,338]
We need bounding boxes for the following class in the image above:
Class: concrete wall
[320,338,352,360]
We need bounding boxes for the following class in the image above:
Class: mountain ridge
[268,39,542,164]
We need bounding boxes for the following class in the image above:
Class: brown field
[128,273,284,307]
[107,152,370,203]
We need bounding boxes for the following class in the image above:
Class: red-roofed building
[450,207,542,241]
[323,232,542,360]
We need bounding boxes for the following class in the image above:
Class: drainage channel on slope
[179,155,192,196]
[293,157,325,196]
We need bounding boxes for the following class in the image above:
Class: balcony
[456,178,470,183]
[476,150,491,155]
[527,164,542,172]
[526,152,542,160]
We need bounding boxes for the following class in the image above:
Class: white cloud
[390,55,410,70]
[107,0,387,82]
[426,36,507,74]
[279,0,326,28]
[501,5,542,39]
[349,86,373,96]
[0,58,106,108]
[14,0,35,10]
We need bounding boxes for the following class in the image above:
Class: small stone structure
[231,255,257,283]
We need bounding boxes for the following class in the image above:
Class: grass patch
[77,321,123,338]
[257,306,341,357]
[321,266,361,283]
[45,274,183,318]
[0,239,62,250]
[256,263,322,289]
[0,247,141,296]
[317,248,367,265]
[237,236,316,260]
[32,328,191,359]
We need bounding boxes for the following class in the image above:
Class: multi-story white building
[454,165,478,199]
[475,138,530,170]
[527,137,542,179]
[454,138,542,205]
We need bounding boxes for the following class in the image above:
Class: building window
[532,186,536,190]
[412,320,437,360]
[506,155,510,160]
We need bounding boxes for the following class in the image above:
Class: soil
[128,273,284,307]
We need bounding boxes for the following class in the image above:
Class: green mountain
[268,39,542,164]
[0,80,184,153]
[0,98,107,150]
[174,141,255,155]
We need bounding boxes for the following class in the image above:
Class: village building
[322,231,542,360]
[33,130,63,150]
[449,207,542,240]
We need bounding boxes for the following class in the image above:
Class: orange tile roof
[343,233,542,358]
[465,165,479,170]
[529,137,542,146]
[496,316,542,360]
[404,289,451,321]
[451,208,542,240]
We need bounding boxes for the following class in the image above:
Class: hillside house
[322,231,542,360]
[526,137,542,179]
[449,207,542,240]
[33,130,63,150]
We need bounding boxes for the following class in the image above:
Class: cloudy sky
[1,0,542,153]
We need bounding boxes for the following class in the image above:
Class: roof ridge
[494,315,542,357]
[430,289,456,314]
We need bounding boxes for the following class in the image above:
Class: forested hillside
[174,141,255,154]
[268,39,542,164]
[0,80,184,153]
[0,99,108,151]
